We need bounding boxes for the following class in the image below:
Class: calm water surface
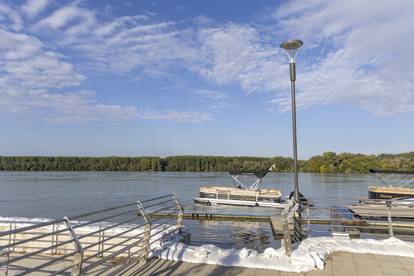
[0,172,378,251]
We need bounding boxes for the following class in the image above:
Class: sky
[0,0,414,158]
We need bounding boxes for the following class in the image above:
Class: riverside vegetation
[1,152,414,174]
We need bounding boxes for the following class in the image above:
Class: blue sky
[1,0,414,158]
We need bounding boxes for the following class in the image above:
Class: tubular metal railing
[281,196,414,254]
[0,193,184,275]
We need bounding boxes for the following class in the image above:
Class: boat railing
[0,193,184,276]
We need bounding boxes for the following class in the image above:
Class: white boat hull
[193,197,286,209]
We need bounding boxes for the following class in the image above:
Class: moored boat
[347,197,414,219]
[347,169,414,219]
[368,169,414,199]
[368,186,414,199]
[193,165,285,208]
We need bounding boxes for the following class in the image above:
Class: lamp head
[280,39,303,63]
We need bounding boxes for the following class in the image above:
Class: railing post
[137,201,151,260]
[98,224,104,257]
[306,205,310,237]
[51,223,55,255]
[386,201,394,237]
[172,193,184,231]
[0,249,10,276]
[63,217,84,276]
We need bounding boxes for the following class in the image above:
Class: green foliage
[1,151,414,173]
[164,156,293,172]
[302,151,414,174]
[0,156,161,171]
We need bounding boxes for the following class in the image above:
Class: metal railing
[280,196,414,255]
[303,196,414,239]
[0,193,184,275]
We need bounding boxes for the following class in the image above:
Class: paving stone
[380,267,409,276]
[255,268,281,276]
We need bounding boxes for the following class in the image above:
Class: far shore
[1,151,413,174]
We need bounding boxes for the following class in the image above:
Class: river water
[0,171,377,251]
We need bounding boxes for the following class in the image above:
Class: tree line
[0,152,413,173]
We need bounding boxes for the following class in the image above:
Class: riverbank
[1,151,413,173]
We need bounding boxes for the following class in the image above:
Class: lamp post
[281,39,303,242]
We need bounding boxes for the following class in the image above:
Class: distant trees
[302,151,414,173]
[1,152,414,173]
[164,156,293,172]
[0,156,161,171]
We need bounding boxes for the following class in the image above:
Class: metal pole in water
[281,39,304,242]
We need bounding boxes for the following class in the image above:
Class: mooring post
[63,217,83,276]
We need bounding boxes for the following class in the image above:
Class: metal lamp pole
[281,39,303,242]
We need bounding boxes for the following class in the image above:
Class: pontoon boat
[193,165,285,208]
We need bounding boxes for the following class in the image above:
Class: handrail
[0,193,184,275]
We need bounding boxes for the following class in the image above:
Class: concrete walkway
[5,252,414,275]
[133,252,414,276]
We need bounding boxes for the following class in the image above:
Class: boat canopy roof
[369,169,414,175]
[228,170,270,179]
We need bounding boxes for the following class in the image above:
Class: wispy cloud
[34,7,197,74]
[270,0,414,115]
[0,2,213,124]
[1,0,413,124]
[192,89,232,110]
[194,24,288,94]
[0,3,23,30]
[140,110,213,123]
[0,89,139,124]
[21,0,51,18]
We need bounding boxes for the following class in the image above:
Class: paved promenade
[134,252,414,276]
[5,251,414,275]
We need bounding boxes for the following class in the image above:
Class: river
[0,171,377,251]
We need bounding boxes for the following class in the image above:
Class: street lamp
[281,39,303,242]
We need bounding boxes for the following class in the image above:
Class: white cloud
[194,90,227,100]
[0,28,85,90]
[0,89,139,124]
[2,0,413,123]
[270,0,414,115]
[194,24,288,93]
[35,9,198,74]
[0,27,140,123]
[192,89,232,110]
[140,110,213,123]
[35,5,96,35]
[21,0,51,18]
[0,3,23,30]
